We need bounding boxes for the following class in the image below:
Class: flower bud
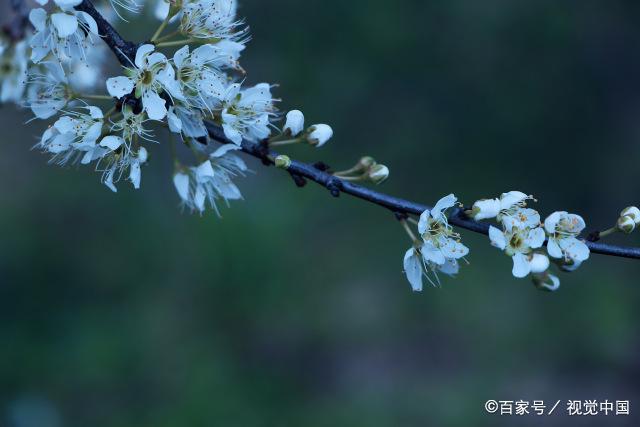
[367,164,389,184]
[529,253,550,274]
[470,198,501,220]
[617,215,635,234]
[533,273,560,292]
[620,206,640,224]
[307,124,333,147]
[358,156,377,169]
[283,110,304,136]
[274,155,291,169]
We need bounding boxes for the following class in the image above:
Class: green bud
[358,156,377,169]
[274,155,291,169]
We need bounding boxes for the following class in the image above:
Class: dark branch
[71,0,640,260]
[75,0,138,65]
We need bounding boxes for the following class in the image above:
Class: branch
[73,0,640,260]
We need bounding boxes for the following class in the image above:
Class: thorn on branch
[289,172,307,187]
[327,177,342,198]
[586,231,600,242]
[312,161,331,172]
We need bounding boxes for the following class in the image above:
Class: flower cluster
[471,191,590,291]
[0,0,333,213]
[403,194,469,291]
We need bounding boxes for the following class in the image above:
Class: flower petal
[173,172,190,202]
[403,248,423,292]
[106,76,134,98]
[51,13,78,38]
[99,135,124,150]
[512,252,531,278]
[142,89,167,120]
[489,226,507,250]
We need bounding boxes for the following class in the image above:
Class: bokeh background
[2,0,640,426]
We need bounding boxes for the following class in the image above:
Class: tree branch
[71,0,640,260]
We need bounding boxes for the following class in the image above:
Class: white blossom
[544,211,589,264]
[219,82,275,144]
[418,194,469,266]
[180,0,245,42]
[29,6,99,64]
[36,105,105,165]
[26,63,71,119]
[97,141,149,192]
[173,144,247,214]
[106,44,183,120]
[402,194,468,289]
[489,224,545,278]
[171,44,229,108]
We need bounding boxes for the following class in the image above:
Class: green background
[1,0,639,425]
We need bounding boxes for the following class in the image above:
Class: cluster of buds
[332,156,389,185]
[277,109,333,147]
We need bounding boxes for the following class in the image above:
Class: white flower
[307,124,333,147]
[36,106,105,165]
[489,224,545,278]
[171,44,230,108]
[106,44,183,120]
[108,104,156,147]
[173,144,248,214]
[97,142,149,192]
[471,191,534,222]
[402,194,469,289]
[29,7,99,64]
[180,0,245,42]
[0,39,29,104]
[418,194,469,264]
[219,83,276,144]
[284,110,304,136]
[26,63,71,119]
[500,207,541,232]
[544,211,589,264]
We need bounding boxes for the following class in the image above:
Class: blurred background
[2,0,640,426]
